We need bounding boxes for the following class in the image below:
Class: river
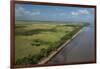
[47,26,95,64]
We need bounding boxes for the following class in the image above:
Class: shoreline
[38,28,83,64]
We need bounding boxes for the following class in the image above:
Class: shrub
[31,39,51,46]
[31,40,41,46]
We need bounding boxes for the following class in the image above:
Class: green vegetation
[15,21,84,65]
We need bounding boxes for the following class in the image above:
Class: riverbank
[47,26,95,64]
[15,23,84,65]
[38,27,83,64]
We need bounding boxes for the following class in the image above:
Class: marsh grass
[15,21,83,65]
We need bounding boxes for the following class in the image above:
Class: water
[47,26,95,64]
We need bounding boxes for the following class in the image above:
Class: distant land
[15,20,90,25]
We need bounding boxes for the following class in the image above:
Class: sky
[15,3,95,23]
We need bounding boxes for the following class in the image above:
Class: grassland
[15,21,84,65]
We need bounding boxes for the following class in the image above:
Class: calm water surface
[47,26,95,64]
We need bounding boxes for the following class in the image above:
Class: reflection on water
[83,26,94,31]
[47,26,95,64]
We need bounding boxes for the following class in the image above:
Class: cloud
[15,6,25,16]
[71,9,89,16]
[71,12,79,16]
[15,4,40,20]
[25,11,30,14]
[78,9,89,14]
[31,11,40,16]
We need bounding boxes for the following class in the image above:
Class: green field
[15,21,84,65]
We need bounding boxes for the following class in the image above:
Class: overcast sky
[15,3,94,23]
